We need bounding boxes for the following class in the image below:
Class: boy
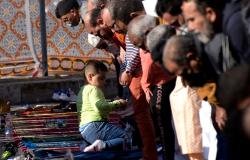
[77,60,127,152]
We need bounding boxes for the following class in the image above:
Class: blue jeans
[80,121,126,151]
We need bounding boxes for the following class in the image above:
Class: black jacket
[223,0,250,63]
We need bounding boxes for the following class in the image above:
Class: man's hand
[119,71,132,86]
[145,89,153,104]
[215,106,227,130]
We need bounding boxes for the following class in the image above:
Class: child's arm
[89,87,125,113]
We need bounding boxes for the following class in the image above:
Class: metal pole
[39,0,48,76]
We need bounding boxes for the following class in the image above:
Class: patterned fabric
[123,34,141,74]
[0,0,112,77]
[170,76,203,154]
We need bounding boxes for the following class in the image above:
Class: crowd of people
[55,0,250,160]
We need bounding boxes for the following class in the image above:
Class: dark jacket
[223,0,250,63]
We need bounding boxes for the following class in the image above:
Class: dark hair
[107,0,145,25]
[91,0,108,8]
[55,0,80,19]
[146,25,176,63]
[90,8,102,27]
[184,0,226,15]
[216,64,250,112]
[155,0,183,17]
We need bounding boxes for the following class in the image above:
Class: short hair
[146,25,176,63]
[90,8,102,27]
[91,0,108,7]
[128,15,159,47]
[55,0,80,19]
[216,64,250,111]
[163,35,197,66]
[155,0,183,17]
[84,60,108,80]
[184,0,226,15]
[106,0,145,25]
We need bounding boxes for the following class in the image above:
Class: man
[55,0,82,27]
[216,64,250,160]
[55,0,108,47]
[155,0,184,27]
[100,1,158,159]
[182,0,249,73]
[84,9,126,50]
[146,25,206,160]
[163,35,228,160]
[128,15,176,160]
[146,25,176,63]
[55,0,107,26]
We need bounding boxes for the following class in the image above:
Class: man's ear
[186,52,199,70]
[130,11,144,18]
[205,7,216,23]
[97,18,103,25]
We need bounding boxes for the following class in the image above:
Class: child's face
[88,72,106,88]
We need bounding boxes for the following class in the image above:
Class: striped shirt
[121,34,141,74]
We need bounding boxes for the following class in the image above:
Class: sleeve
[140,50,153,94]
[225,12,249,62]
[89,87,121,113]
[125,35,141,73]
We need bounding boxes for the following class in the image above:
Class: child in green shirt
[77,60,127,152]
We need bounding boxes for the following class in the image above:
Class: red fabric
[140,49,172,94]
[129,72,158,160]
[113,33,126,50]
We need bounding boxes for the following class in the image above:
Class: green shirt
[77,84,121,126]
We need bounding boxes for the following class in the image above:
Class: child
[77,60,127,152]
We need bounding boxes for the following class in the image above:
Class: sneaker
[84,140,106,152]
[59,89,77,102]
[52,90,61,101]
[67,88,77,101]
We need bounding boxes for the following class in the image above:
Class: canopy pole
[39,0,48,76]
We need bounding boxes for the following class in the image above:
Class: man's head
[84,9,113,40]
[182,0,224,43]
[55,0,81,27]
[146,24,176,63]
[84,60,108,88]
[102,0,145,34]
[163,35,205,86]
[155,0,183,27]
[127,15,159,50]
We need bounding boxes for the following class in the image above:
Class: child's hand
[117,99,127,108]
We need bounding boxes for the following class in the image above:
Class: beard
[196,20,214,44]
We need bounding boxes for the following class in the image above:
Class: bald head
[146,25,176,63]
[127,15,159,49]
[163,35,196,63]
